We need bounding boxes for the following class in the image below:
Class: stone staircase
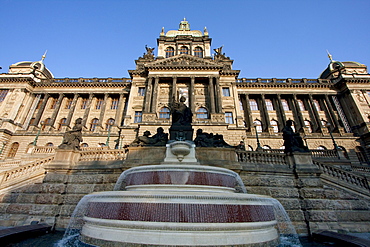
[0,147,368,236]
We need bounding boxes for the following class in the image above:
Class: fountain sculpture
[61,140,300,246]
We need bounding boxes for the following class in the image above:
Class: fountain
[59,140,301,246]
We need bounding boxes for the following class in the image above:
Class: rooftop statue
[282,120,309,154]
[143,45,155,59]
[58,118,83,151]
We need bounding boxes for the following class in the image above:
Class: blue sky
[1,0,369,79]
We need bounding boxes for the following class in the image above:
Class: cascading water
[57,141,301,246]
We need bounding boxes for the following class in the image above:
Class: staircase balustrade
[236,150,287,166]
[79,149,127,162]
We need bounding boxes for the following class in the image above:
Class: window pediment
[145,54,222,69]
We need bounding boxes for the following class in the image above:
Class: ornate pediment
[145,54,223,69]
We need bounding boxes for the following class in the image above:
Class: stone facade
[0,20,369,164]
[0,19,369,236]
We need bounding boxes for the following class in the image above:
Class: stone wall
[0,147,369,236]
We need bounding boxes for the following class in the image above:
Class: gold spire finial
[41,50,47,63]
[326,50,333,62]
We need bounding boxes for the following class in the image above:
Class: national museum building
[1,19,370,164]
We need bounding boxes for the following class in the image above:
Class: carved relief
[211,113,225,123]
[143,113,156,122]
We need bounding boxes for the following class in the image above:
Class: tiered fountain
[61,140,300,246]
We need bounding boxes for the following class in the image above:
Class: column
[34,93,49,126]
[24,94,41,128]
[215,77,223,113]
[144,77,153,113]
[171,76,177,100]
[66,93,79,127]
[208,77,215,113]
[275,94,287,131]
[115,93,125,127]
[49,93,64,128]
[99,93,109,127]
[323,95,341,131]
[82,93,94,127]
[150,77,159,113]
[291,94,304,130]
[244,94,253,131]
[307,94,321,132]
[259,94,271,132]
[190,76,195,114]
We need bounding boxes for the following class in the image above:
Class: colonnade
[240,93,345,134]
[25,92,128,130]
[143,76,223,115]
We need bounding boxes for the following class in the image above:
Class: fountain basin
[80,191,279,246]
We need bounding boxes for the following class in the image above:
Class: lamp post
[32,121,44,146]
[120,135,125,150]
[0,141,8,156]
[106,123,113,147]
[325,122,340,159]
[253,121,262,151]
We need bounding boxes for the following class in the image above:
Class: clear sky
[1,0,369,79]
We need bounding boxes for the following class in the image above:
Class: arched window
[105,118,115,131]
[355,146,367,163]
[281,99,290,111]
[179,46,188,55]
[338,146,349,159]
[249,99,258,111]
[81,143,89,148]
[304,120,312,133]
[7,142,19,158]
[194,47,203,58]
[254,120,262,133]
[317,146,327,150]
[196,107,208,119]
[46,142,54,146]
[90,118,99,132]
[248,145,253,151]
[165,47,174,58]
[270,120,279,133]
[262,145,271,149]
[58,118,67,131]
[159,107,170,119]
[265,99,274,111]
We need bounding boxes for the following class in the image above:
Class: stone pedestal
[169,125,193,141]
[45,149,80,173]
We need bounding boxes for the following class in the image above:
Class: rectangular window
[111,98,119,110]
[0,90,9,102]
[81,98,88,109]
[313,100,321,111]
[96,98,103,110]
[225,112,234,124]
[281,99,290,111]
[138,87,146,96]
[222,87,231,97]
[65,99,73,109]
[50,98,57,109]
[134,111,142,123]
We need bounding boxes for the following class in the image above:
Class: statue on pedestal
[282,120,309,154]
[58,118,83,151]
[169,96,193,141]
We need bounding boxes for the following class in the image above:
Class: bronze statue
[282,120,309,153]
[131,127,168,146]
[58,118,83,150]
[171,96,192,126]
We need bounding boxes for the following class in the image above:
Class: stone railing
[314,161,370,194]
[0,155,55,192]
[261,149,284,154]
[311,149,338,159]
[350,164,370,174]
[31,146,56,154]
[235,78,331,84]
[236,151,288,166]
[79,149,127,162]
